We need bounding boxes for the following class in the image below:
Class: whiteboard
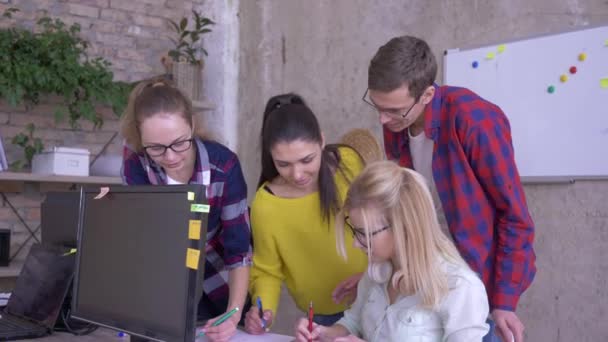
[443,26,608,179]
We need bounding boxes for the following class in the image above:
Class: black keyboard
[0,315,43,336]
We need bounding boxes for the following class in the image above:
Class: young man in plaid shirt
[364,35,536,342]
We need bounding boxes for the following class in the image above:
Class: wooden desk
[0,172,121,192]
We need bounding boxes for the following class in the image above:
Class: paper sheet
[196,329,293,342]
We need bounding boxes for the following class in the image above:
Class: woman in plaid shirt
[120,79,252,342]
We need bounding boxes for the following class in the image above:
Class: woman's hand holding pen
[294,318,323,342]
[200,310,240,342]
[244,306,273,335]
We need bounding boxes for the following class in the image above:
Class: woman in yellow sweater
[244,94,367,335]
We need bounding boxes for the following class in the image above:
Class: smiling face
[139,113,196,176]
[270,138,323,192]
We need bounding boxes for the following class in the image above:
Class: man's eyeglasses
[362,89,419,119]
[143,138,194,157]
[345,215,390,246]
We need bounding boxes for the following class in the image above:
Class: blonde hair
[336,161,467,308]
[119,77,210,152]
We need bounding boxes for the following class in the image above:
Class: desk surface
[28,328,294,341]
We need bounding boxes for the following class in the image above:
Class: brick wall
[0,0,205,82]
[0,0,208,263]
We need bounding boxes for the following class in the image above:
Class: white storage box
[32,147,90,176]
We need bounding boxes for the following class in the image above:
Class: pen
[256,296,267,329]
[308,301,313,342]
[196,307,240,337]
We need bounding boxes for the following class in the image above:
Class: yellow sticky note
[186,248,200,270]
[601,78,608,89]
[497,44,506,53]
[190,204,210,213]
[485,52,495,60]
[187,192,195,201]
[189,220,201,240]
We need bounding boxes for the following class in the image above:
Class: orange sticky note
[186,248,200,270]
[189,220,201,240]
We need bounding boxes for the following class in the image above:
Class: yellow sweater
[249,147,367,316]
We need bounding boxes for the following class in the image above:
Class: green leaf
[179,18,187,31]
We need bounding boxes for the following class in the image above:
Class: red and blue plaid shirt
[383,85,536,311]
[121,138,252,307]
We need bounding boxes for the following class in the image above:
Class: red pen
[308,301,313,342]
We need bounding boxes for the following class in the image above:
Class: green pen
[196,307,240,337]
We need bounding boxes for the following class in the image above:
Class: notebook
[0,244,75,341]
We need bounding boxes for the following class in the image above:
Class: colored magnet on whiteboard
[569,66,577,74]
[472,61,479,68]
[497,44,506,53]
[191,203,210,213]
[547,85,555,93]
[485,52,495,60]
[560,74,568,83]
[186,248,200,270]
[578,53,586,61]
[600,78,608,89]
[605,39,608,46]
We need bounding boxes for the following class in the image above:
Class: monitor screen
[41,191,80,248]
[8,244,75,330]
[71,185,208,342]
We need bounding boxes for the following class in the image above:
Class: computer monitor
[41,191,80,248]
[71,185,208,342]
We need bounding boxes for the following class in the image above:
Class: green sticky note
[191,204,210,213]
[601,78,608,89]
[187,192,195,201]
[63,248,77,256]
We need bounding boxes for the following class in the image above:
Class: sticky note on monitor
[186,248,200,270]
[190,204,210,213]
[188,220,201,240]
[187,192,195,201]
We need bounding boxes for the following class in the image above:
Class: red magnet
[569,66,577,74]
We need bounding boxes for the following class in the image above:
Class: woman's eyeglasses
[344,215,390,246]
[143,138,194,157]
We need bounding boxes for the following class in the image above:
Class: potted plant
[166,10,215,101]
[0,8,131,169]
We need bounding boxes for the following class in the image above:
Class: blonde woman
[295,161,489,341]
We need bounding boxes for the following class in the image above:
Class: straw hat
[339,128,384,165]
